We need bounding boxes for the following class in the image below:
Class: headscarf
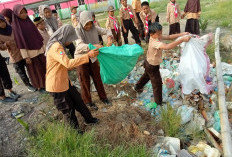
[45,24,77,55]
[1,8,13,24]
[39,5,58,32]
[76,11,99,44]
[0,14,12,36]
[184,0,201,13]
[11,4,43,50]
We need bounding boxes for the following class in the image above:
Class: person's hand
[181,32,190,36]
[88,49,99,58]
[25,58,32,64]
[181,14,185,19]
[93,44,103,49]
[182,36,191,42]
[107,42,112,47]
[123,27,127,33]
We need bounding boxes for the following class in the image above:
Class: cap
[107,6,115,12]
[70,6,78,11]
[33,17,44,25]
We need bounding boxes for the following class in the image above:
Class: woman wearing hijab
[1,8,13,24]
[75,11,113,110]
[181,0,201,35]
[0,14,36,92]
[39,5,76,58]
[46,24,99,132]
[11,4,46,92]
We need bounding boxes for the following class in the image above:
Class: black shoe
[39,88,47,94]
[133,86,143,94]
[0,97,16,103]
[9,91,20,99]
[27,85,37,92]
[5,57,10,65]
[77,129,84,134]
[85,118,100,125]
[102,99,111,106]
[86,103,98,110]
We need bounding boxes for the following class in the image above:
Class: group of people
[0,0,200,132]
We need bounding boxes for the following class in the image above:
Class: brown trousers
[77,60,107,104]
[135,60,162,105]
[111,29,122,46]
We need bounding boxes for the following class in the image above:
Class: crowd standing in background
[0,0,201,132]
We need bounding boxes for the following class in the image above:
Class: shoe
[9,91,20,100]
[27,85,37,92]
[39,88,47,94]
[86,103,98,111]
[85,118,100,125]
[5,57,10,65]
[133,86,143,94]
[102,99,111,106]
[0,97,16,103]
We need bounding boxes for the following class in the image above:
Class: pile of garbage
[122,50,232,157]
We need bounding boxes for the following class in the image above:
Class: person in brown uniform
[34,17,50,48]
[75,11,113,110]
[120,0,141,45]
[135,22,190,105]
[12,4,46,92]
[45,25,99,132]
[106,6,122,46]
[166,0,181,35]
[132,0,144,40]
[140,1,157,43]
[70,6,78,28]
[181,0,201,35]
[0,14,36,92]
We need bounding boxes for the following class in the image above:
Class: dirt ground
[0,13,231,156]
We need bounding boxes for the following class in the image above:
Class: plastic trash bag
[178,33,213,94]
[88,44,144,84]
[177,105,195,125]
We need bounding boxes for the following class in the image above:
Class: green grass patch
[27,122,151,157]
[159,104,181,137]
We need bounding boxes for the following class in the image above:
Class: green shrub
[159,104,181,137]
[199,18,208,32]
[27,123,150,157]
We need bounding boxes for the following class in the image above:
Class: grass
[159,104,181,137]
[27,122,151,157]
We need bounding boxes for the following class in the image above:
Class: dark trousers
[122,19,141,44]
[136,12,144,38]
[77,60,107,104]
[66,42,76,58]
[111,29,122,46]
[185,18,200,35]
[135,60,162,105]
[13,59,30,87]
[169,22,181,35]
[51,82,94,128]
[0,54,12,96]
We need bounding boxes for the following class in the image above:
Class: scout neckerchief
[109,16,119,33]
[145,14,149,33]
[124,6,134,19]
[171,2,178,18]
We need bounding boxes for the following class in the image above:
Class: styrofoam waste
[189,141,221,157]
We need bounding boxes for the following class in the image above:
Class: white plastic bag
[178,34,213,94]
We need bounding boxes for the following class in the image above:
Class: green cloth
[89,44,144,84]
